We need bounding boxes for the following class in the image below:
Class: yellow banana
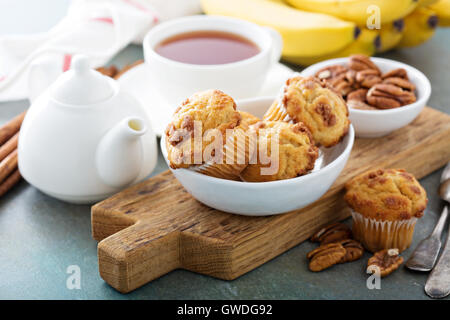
[285,0,418,25]
[418,0,439,6]
[201,0,358,57]
[429,0,450,26]
[378,19,405,52]
[283,28,380,66]
[398,7,439,47]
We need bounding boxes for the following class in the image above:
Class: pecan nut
[367,248,404,277]
[349,54,381,73]
[356,69,382,88]
[339,239,364,263]
[347,88,368,102]
[315,65,348,81]
[382,68,408,80]
[310,222,352,244]
[316,66,353,97]
[382,77,416,91]
[367,84,416,109]
[347,100,378,110]
[307,243,346,272]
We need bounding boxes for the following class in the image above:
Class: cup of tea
[143,15,283,107]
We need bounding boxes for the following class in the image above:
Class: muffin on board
[263,76,350,148]
[165,89,250,180]
[344,168,428,253]
[240,121,318,182]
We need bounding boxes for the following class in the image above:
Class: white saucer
[118,62,294,136]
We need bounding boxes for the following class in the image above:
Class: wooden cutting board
[92,107,450,293]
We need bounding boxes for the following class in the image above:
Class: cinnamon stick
[0,169,21,197]
[96,65,119,78]
[0,149,18,183]
[0,111,26,145]
[0,132,18,162]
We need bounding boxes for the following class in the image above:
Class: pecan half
[367,84,416,109]
[345,69,358,87]
[349,54,381,73]
[382,77,416,91]
[307,243,346,272]
[315,65,348,80]
[339,239,364,263]
[367,248,404,277]
[310,222,352,245]
[382,68,408,80]
[316,66,353,97]
[347,100,378,110]
[347,88,368,102]
[356,69,382,88]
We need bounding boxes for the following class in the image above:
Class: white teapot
[18,55,157,204]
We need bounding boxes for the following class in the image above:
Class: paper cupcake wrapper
[351,210,417,253]
[263,101,293,123]
[190,124,254,180]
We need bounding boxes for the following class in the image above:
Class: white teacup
[143,15,283,107]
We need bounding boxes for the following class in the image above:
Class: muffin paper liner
[263,101,293,123]
[190,123,254,181]
[351,209,417,253]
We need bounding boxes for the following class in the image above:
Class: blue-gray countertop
[0,4,449,299]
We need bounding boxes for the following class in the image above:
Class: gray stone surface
[0,24,449,299]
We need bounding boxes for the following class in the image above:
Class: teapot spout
[96,117,148,188]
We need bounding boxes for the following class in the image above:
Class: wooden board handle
[98,222,181,293]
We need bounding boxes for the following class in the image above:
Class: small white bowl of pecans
[301,55,431,138]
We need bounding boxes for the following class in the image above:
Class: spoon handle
[406,206,448,271]
[425,205,450,299]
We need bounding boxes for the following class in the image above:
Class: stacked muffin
[165,75,350,182]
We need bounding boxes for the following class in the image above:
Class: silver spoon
[406,162,450,272]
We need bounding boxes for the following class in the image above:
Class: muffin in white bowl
[161,96,354,216]
[301,56,431,138]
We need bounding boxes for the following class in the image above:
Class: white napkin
[0,0,201,102]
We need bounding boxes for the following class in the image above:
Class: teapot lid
[50,55,114,105]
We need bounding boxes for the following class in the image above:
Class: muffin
[239,111,261,126]
[344,168,427,253]
[263,76,350,147]
[165,89,250,180]
[240,121,318,182]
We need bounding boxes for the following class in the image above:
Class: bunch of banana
[283,28,380,66]
[378,19,405,53]
[398,6,439,48]
[418,0,439,6]
[429,0,450,26]
[201,0,448,67]
[201,0,359,57]
[285,0,418,25]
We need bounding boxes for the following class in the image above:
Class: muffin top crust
[240,121,318,182]
[344,168,428,221]
[264,76,350,148]
[239,111,261,126]
[165,89,241,169]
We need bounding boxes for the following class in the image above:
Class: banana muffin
[344,168,428,253]
[239,111,261,126]
[240,121,318,182]
[263,76,350,147]
[165,89,249,180]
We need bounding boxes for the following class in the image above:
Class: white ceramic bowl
[160,97,354,216]
[301,57,431,138]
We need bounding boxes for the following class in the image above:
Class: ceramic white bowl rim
[143,15,276,70]
[301,57,432,116]
[160,123,355,189]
